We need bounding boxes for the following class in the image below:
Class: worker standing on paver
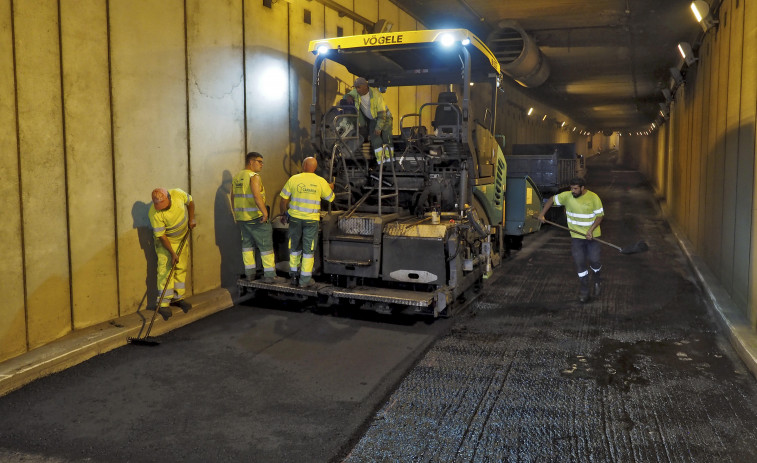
[538,176,604,303]
[347,77,392,163]
[231,152,277,283]
[279,157,334,287]
[149,187,196,320]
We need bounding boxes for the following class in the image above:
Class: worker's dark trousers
[571,238,602,287]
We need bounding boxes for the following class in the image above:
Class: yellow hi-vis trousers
[287,216,318,284]
[239,219,276,278]
[155,234,189,308]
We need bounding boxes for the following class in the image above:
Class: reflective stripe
[594,208,604,214]
[244,263,256,269]
[554,195,563,206]
[174,282,185,289]
[153,226,166,234]
[298,198,321,205]
[303,253,314,259]
[290,204,320,214]
[242,247,254,252]
[566,211,596,219]
[260,250,274,256]
[281,187,291,196]
[567,218,596,226]
[301,270,312,276]
[236,194,254,198]
[165,214,187,233]
[323,191,334,201]
[591,266,602,272]
[290,251,302,257]
[263,266,275,272]
[577,270,589,277]
[234,207,260,212]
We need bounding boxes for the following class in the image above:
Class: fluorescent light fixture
[561,121,565,127]
[527,107,534,116]
[691,1,718,33]
[542,115,547,121]
[670,67,684,86]
[678,42,696,67]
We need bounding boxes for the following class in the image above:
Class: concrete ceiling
[393,0,706,132]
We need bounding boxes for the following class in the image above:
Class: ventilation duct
[486,20,550,88]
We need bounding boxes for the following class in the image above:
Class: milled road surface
[344,158,757,462]
[3,156,757,463]
[0,304,450,462]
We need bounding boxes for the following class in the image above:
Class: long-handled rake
[128,231,190,346]
[541,217,648,254]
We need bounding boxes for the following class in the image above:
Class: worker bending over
[149,188,196,320]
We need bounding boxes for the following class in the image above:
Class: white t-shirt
[360,93,374,119]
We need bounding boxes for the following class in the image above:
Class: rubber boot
[592,271,602,297]
[579,276,590,303]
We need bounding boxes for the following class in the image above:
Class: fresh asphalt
[2,155,757,462]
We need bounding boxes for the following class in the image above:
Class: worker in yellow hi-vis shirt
[148,187,196,320]
[231,152,277,283]
[279,157,334,287]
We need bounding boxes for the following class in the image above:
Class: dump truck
[238,29,542,316]
[505,143,585,195]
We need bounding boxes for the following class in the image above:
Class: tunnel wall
[626,0,757,329]
[0,0,583,363]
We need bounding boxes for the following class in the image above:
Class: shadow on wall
[132,201,158,311]
[215,170,243,289]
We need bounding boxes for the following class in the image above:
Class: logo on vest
[296,183,318,194]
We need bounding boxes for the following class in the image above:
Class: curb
[0,286,248,397]
[666,215,757,380]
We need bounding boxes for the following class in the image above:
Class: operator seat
[432,92,462,138]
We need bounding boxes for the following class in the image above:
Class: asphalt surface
[0,301,451,462]
[3,155,757,463]
[345,157,757,462]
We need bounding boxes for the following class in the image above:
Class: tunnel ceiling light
[542,114,547,121]
[678,42,697,67]
[527,107,534,116]
[691,0,718,33]
[561,121,565,127]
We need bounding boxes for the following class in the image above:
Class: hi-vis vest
[149,188,192,240]
[232,169,265,221]
[554,190,604,239]
[280,172,335,221]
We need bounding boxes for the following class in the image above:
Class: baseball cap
[151,188,170,210]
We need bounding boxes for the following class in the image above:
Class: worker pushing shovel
[537,177,646,303]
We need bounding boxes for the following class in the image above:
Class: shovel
[128,231,191,346]
[541,217,648,254]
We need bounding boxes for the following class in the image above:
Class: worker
[279,157,335,287]
[148,187,196,320]
[347,77,393,164]
[538,177,604,303]
[231,152,277,283]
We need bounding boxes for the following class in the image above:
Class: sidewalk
[0,287,244,397]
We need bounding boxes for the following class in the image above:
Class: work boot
[157,306,172,321]
[299,279,315,288]
[171,299,192,313]
[578,276,590,303]
[262,275,278,284]
[289,273,299,286]
[592,271,602,297]
[245,273,257,282]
